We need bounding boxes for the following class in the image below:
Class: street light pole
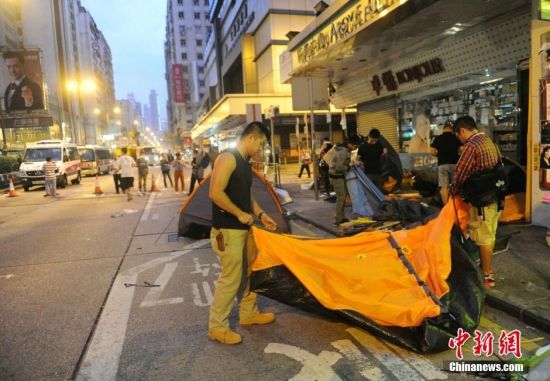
[307,77,319,201]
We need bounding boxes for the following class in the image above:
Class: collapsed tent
[178,170,291,239]
[250,201,484,353]
[346,166,385,217]
[379,135,404,188]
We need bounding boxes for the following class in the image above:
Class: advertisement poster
[0,50,45,113]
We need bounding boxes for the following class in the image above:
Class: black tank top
[212,149,252,230]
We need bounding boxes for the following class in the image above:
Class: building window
[181,52,187,60]
[196,39,202,46]
[199,80,205,87]
[180,39,186,46]
[182,66,188,73]
[205,12,209,19]
[206,26,212,35]
[177,0,183,4]
[194,12,200,19]
[193,0,199,5]
[178,11,184,19]
[204,0,209,6]
[198,67,204,74]
[179,25,186,34]
[197,53,203,60]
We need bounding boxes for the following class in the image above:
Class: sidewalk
[275,163,550,334]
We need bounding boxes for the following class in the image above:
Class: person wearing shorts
[451,116,501,288]
[116,147,136,201]
[431,122,462,204]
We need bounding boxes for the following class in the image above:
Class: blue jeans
[45,179,56,196]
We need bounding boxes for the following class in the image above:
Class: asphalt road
[0,168,548,381]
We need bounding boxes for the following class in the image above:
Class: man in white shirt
[116,147,136,201]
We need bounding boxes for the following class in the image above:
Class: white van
[78,145,112,176]
[19,140,82,191]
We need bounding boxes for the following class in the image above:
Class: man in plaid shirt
[450,116,500,288]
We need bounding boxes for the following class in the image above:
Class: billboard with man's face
[0,50,45,114]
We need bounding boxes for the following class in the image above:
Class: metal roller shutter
[357,97,399,151]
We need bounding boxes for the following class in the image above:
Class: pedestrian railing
[251,161,281,187]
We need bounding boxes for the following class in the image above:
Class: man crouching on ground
[208,121,278,345]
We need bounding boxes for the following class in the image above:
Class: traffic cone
[150,174,159,192]
[7,177,17,197]
[94,175,104,195]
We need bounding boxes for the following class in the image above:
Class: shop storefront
[285,0,539,214]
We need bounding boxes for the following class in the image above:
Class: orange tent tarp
[252,200,457,328]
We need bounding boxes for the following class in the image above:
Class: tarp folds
[346,166,385,217]
[178,170,291,238]
[250,201,484,353]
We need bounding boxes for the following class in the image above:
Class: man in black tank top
[208,122,277,345]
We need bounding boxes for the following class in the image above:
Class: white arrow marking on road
[140,192,156,221]
[346,328,423,381]
[76,239,209,381]
[0,274,15,280]
[331,339,388,381]
[191,281,214,306]
[264,343,342,381]
[140,262,184,308]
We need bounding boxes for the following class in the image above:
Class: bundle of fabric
[251,201,484,353]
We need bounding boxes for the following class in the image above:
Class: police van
[19,140,81,191]
[78,145,112,176]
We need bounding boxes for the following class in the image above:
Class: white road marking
[140,192,157,221]
[331,339,387,381]
[347,328,423,381]
[0,274,15,279]
[385,342,448,380]
[76,239,209,381]
[140,262,184,307]
[265,343,343,381]
[191,281,214,306]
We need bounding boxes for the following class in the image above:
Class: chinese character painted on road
[449,328,471,360]
[472,330,494,357]
[498,330,522,358]
[190,257,220,277]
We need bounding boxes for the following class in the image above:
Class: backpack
[329,146,350,175]
[461,161,508,207]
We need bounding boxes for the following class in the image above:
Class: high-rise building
[74,1,116,143]
[149,89,160,132]
[164,0,212,136]
[0,0,115,147]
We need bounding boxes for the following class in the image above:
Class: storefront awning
[191,93,354,139]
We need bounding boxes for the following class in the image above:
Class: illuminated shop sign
[296,0,405,64]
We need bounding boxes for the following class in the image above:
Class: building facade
[0,0,115,149]
[164,0,212,137]
[284,0,550,226]
[190,0,354,156]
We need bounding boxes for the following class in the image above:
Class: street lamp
[66,78,97,144]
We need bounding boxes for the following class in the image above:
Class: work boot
[208,328,242,345]
[240,312,276,326]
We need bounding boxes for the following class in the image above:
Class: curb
[485,292,550,334]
